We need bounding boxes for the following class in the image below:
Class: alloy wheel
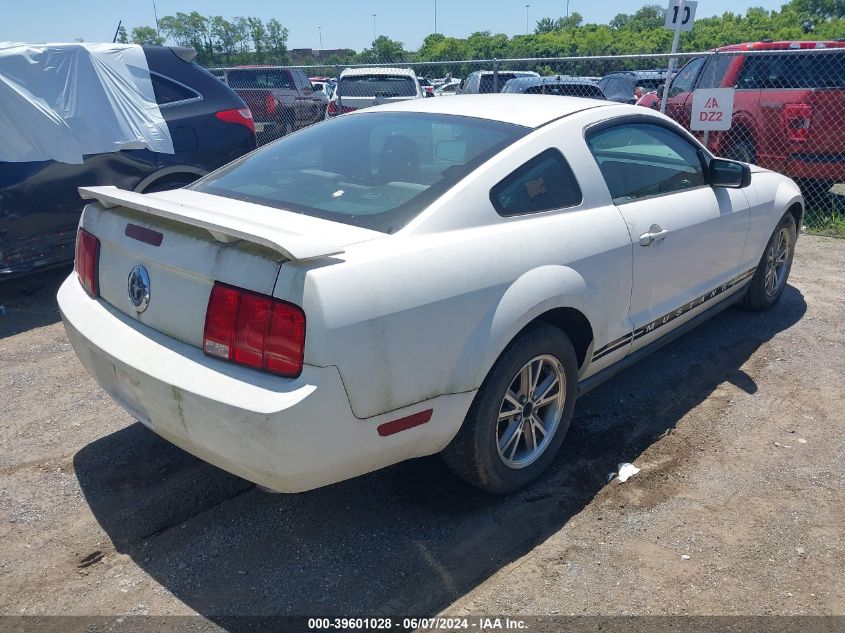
[496,354,566,469]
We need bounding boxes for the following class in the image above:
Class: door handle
[639,224,669,247]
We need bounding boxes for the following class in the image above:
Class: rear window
[480,73,519,93]
[737,53,845,89]
[227,69,294,89]
[190,112,529,233]
[523,84,605,98]
[339,75,417,97]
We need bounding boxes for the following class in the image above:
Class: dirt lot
[0,235,843,625]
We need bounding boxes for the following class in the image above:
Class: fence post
[335,64,342,110]
[660,0,686,113]
[493,58,499,93]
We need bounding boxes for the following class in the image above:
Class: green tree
[266,18,289,62]
[115,25,129,44]
[131,26,164,46]
[359,35,406,63]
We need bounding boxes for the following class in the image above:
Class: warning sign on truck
[690,88,735,131]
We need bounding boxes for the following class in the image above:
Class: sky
[4,0,790,52]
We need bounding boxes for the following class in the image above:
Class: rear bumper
[57,276,470,492]
[0,228,76,276]
[785,153,845,180]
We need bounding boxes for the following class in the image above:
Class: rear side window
[737,53,845,89]
[339,75,417,97]
[150,74,198,105]
[490,149,582,216]
[587,123,706,203]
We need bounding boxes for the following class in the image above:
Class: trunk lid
[79,186,382,348]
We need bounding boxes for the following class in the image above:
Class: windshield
[190,112,529,233]
[339,75,417,97]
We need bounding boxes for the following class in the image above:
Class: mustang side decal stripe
[591,267,757,362]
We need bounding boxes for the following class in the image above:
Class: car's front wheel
[441,325,578,494]
[741,212,797,311]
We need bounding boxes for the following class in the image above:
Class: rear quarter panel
[274,112,635,419]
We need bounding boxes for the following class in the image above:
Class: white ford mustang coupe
[59,95,802,494]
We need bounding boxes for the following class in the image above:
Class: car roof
[340,67,417,77]
[470,70,539,77]
[349,93,613,128]
[716,40,845,51]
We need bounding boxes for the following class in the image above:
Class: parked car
[434,79,462,96]
[0,45,256,278]
[598,69,674,105]
[457,70,540,94]
[59,95,803,494]
[224,66,328,138]
[662,40,845,204]
[326,67,422,116]
[502,76,606,99]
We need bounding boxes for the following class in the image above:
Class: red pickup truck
[663,40,845,205]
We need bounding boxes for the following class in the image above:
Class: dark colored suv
[224,67,328,141]
[663,41,845,204]
[0,46,257,278]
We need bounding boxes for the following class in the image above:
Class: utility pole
[525,4,530,35]
[660,0,685,113]
[372,13,377,40]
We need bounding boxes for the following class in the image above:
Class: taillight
[783,103,812,141]
[215,108,256,134]
[75,228,100,298]
[326,101,355,117]
[203,282,306,377]
[265,93,276,115]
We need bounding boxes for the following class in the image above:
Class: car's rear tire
[741,212,797,311]
[441,325,578,494]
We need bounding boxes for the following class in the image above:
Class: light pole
[434,0,438,34]
[525,4,530,35]
[565,0,570,19]
[372,13,377,40]
[318,26,322,54]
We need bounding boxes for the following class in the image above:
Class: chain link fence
[208,46,845,236]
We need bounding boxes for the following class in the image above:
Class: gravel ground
[0,235,842,625]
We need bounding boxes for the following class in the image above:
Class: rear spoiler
[79,186,346,261]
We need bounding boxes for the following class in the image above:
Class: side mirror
[710,158,751,188]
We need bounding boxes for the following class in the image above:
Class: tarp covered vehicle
[0,43,256,277]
